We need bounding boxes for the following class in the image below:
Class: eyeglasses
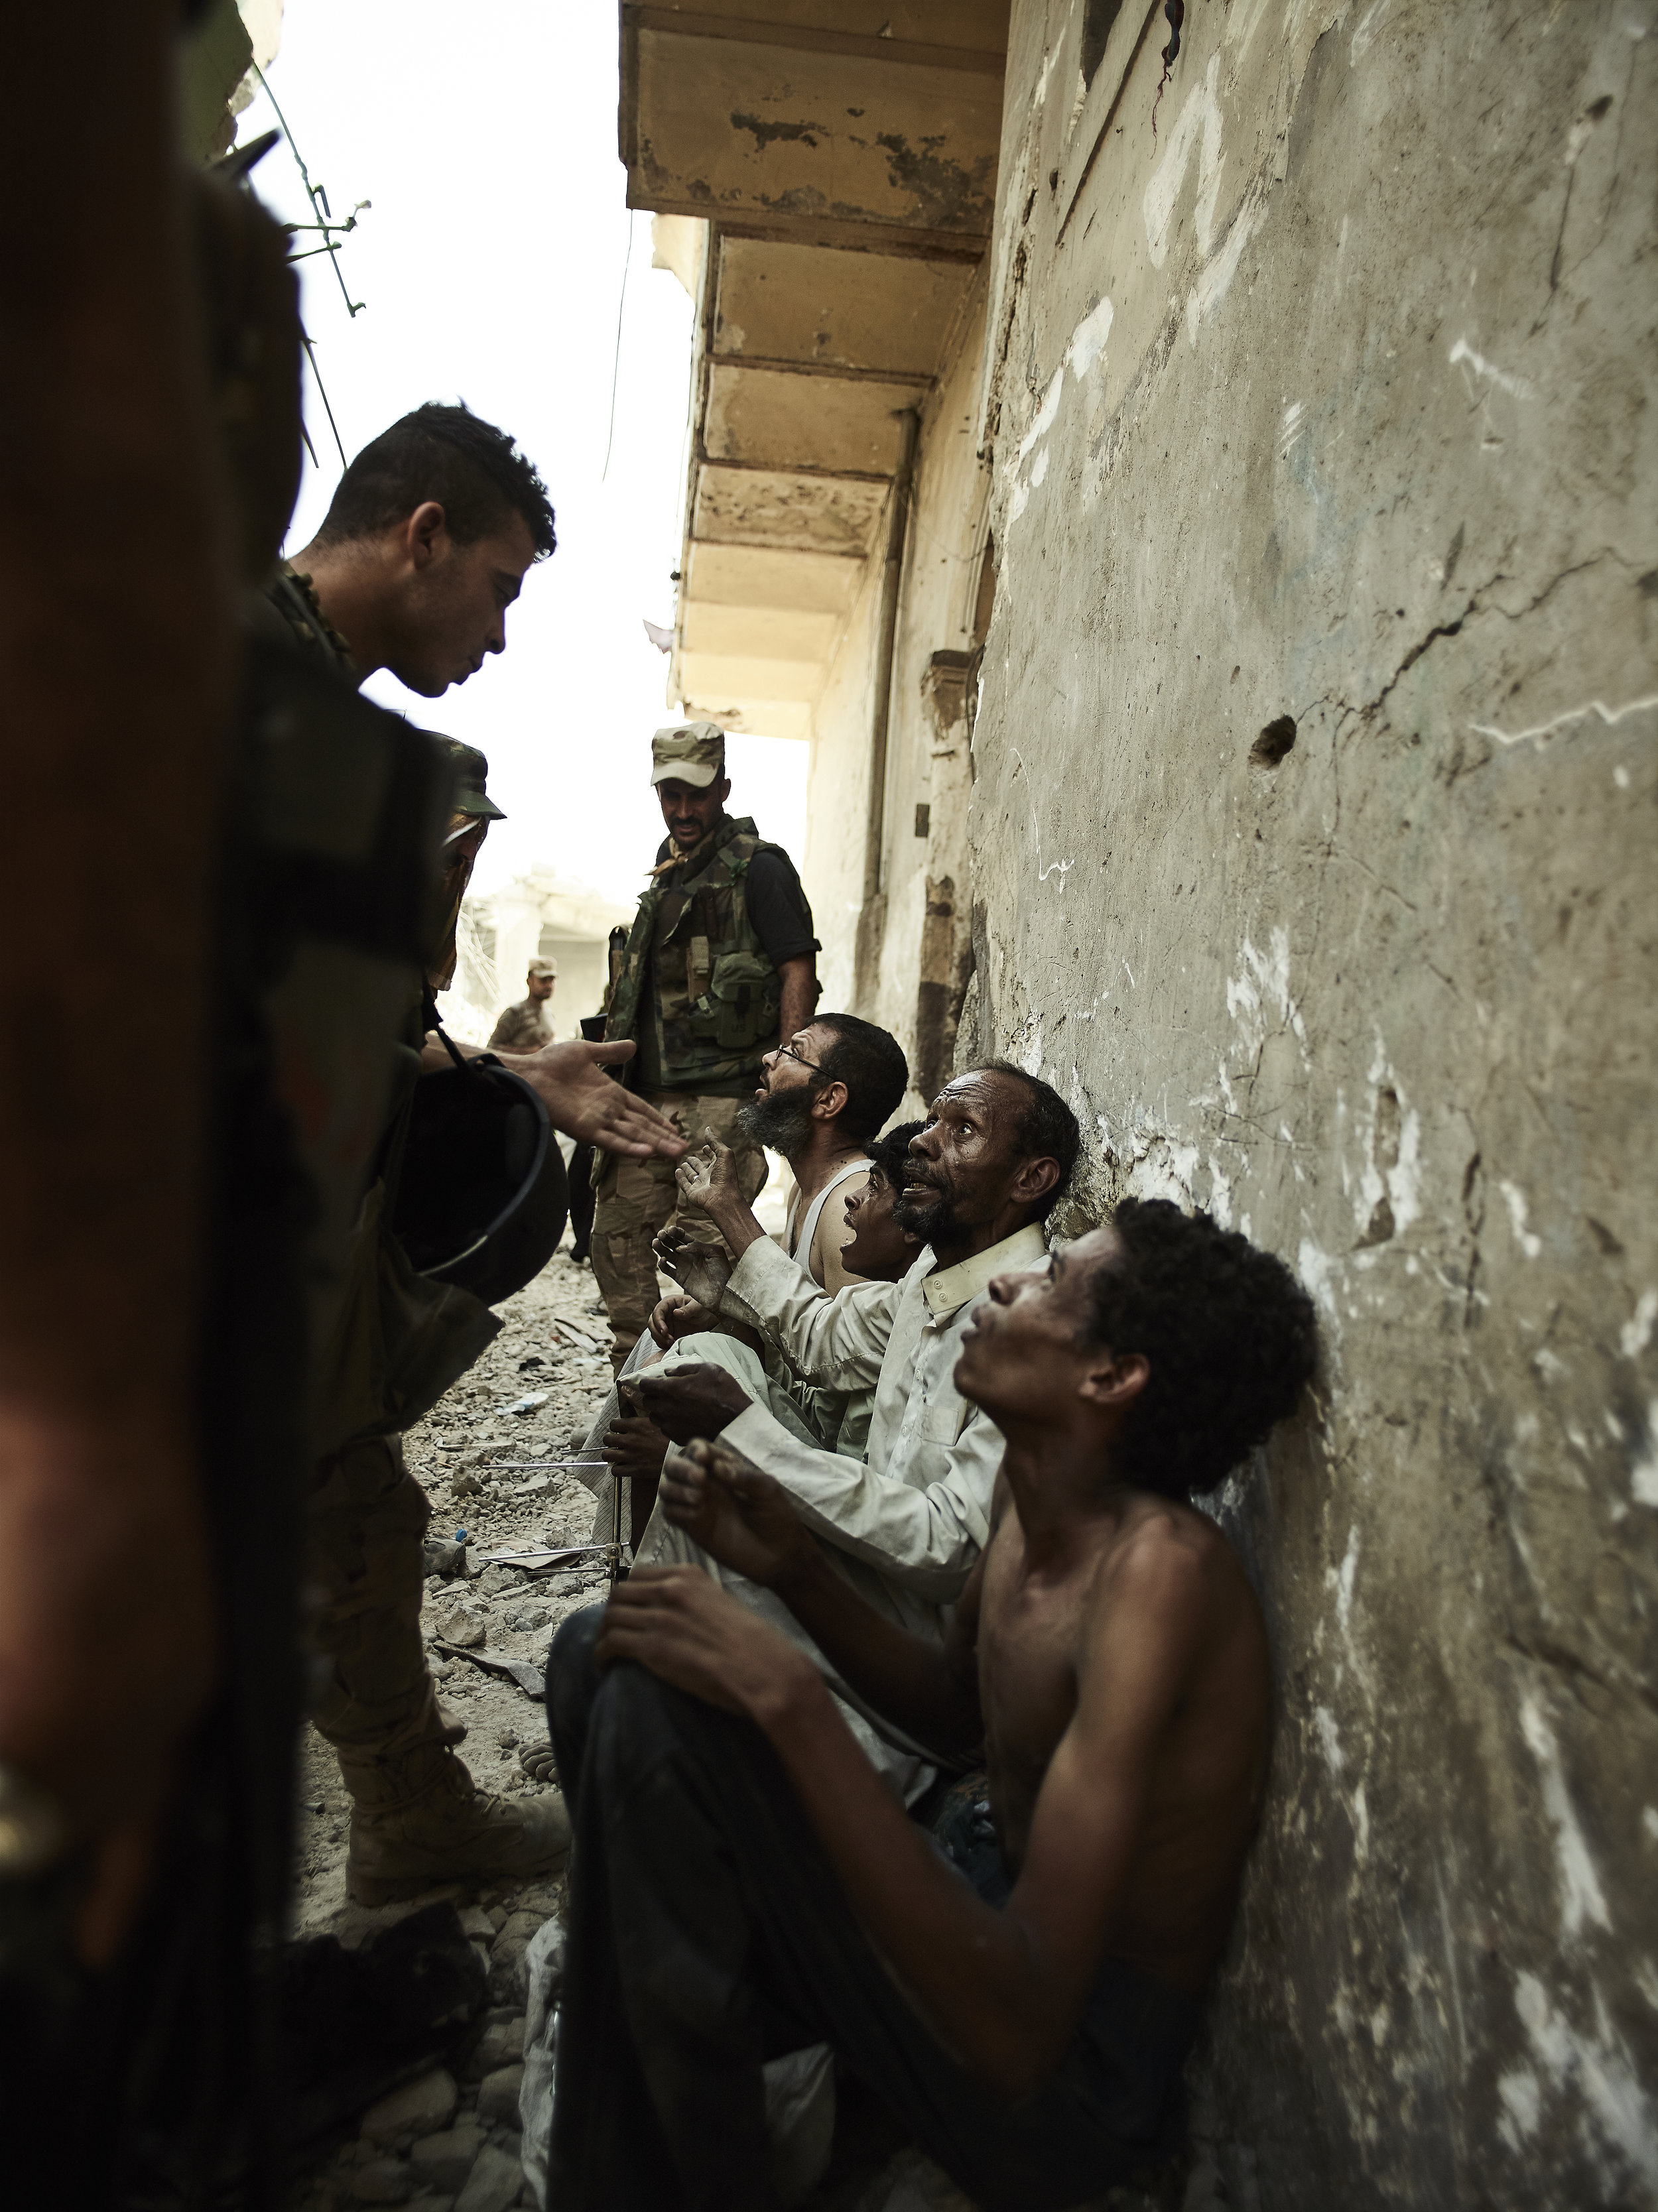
[773,1040,826,1075]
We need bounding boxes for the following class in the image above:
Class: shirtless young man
[542,1199,1317,2211]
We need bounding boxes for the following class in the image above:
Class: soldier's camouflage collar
[280,563,357,676]
[646,810,749,880]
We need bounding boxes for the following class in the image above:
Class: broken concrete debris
[286,1257,607,2212]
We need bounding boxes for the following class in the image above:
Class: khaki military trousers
[590,1089,767,1371]
[307,1432,456,1798]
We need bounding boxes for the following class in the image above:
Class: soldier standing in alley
[592,721,819,1370]
[490,954,558,1050]
[269,408,684,1902]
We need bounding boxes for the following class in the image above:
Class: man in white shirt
[635,1064,1080,1785]
[597,1011,909,1533]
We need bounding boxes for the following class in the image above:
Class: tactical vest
[605,816,785,1089]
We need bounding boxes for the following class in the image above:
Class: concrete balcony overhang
[619,3,1007,744]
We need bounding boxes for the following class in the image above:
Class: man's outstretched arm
[420,1032,688,1161]
[600,1510,1214,2101]
[672,1142,902,1387]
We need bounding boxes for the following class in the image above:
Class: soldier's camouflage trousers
[306,1432,458,1790]
[590,1089,767,1372]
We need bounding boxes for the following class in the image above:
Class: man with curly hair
[542,1203,1316,2209]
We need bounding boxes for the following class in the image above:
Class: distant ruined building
[623,4,1658,2205]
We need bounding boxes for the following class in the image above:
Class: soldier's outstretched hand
[508,1039,688,1160]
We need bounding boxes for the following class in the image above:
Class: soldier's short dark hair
[312,402,556,558]
[972,1064,1080,1222]
[816,1015,909,1145]
[1082,1199,1318,1498]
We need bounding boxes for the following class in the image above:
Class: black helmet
[391,1058,567,1307]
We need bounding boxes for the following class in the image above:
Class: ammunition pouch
[691,950,781,1053]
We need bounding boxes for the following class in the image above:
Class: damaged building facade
[625,2,1658,2204]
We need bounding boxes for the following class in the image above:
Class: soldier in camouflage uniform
[594,722,820,1370]
[489,955,558,1051]
[270,412,685,1902]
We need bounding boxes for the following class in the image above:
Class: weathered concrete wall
[961,1,1658,2204]
[804,288,991,1109]
[804,530,884,1014]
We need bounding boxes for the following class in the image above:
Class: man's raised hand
[648,1290,719,1351]
[653,1225,733,1312]
[595,1566,814,1723]
[659,1436,817,1591]
[673,1133,745,1216]
[504,1038,688,1160]
[601,1411,670,1485]
[637,1361,751,1444]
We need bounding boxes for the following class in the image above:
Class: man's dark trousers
[543,1607,1198,2212]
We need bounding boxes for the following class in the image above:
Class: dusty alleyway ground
[282,1221,1188,2212]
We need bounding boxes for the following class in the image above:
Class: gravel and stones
[359,2069,458,2148]
[452,2146,526,2212]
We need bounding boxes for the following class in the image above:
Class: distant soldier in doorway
[593,721,819,1369]
[491,954,558,1051]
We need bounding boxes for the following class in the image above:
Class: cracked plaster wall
[963,0,1658,2203]
[804,285,993,1112]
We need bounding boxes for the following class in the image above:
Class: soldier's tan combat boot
[342,1740,572,1906]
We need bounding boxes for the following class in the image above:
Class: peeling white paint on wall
[1346,1044,1423,1241]
[1206,1154,1235,1227]
[1622,1290,1658,1359]
[1327,1526,1360,1639]
[1143,56,1226,269]
[1297,1237,1342,1327]
[1130,1135,1201,1205]
[1139,52,1269,343]
[1631,1407,1658,1508]
[1470,690,1658,750]
[1350,0,1407,66]
[1312,1704,1344,1774]
[1498,2066,1543,2148]
[1066,295,1114,381]
[1510,1972,1658,2183]
[1226,928,1307,1059]
[1518,1695,1610,1937]
[1448,336,1535,402]
[1017,368,1064,461]
[1499,1181,1543,1260]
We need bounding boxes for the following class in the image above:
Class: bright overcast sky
[236,0,806,908]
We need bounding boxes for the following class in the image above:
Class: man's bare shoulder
[1086,1495,1260,1633]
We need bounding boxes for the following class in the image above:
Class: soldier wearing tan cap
[490,954,558,1052]
[594,721,820,1369]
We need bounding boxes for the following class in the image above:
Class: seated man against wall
[601,1016,911,1530]
[629,1066,1080,1790]
[544,1202,1317,2210]
[750,1009,908,1293]
[656,1114,926,1463]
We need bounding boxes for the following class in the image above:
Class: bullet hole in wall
[1251,715,1297,767]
